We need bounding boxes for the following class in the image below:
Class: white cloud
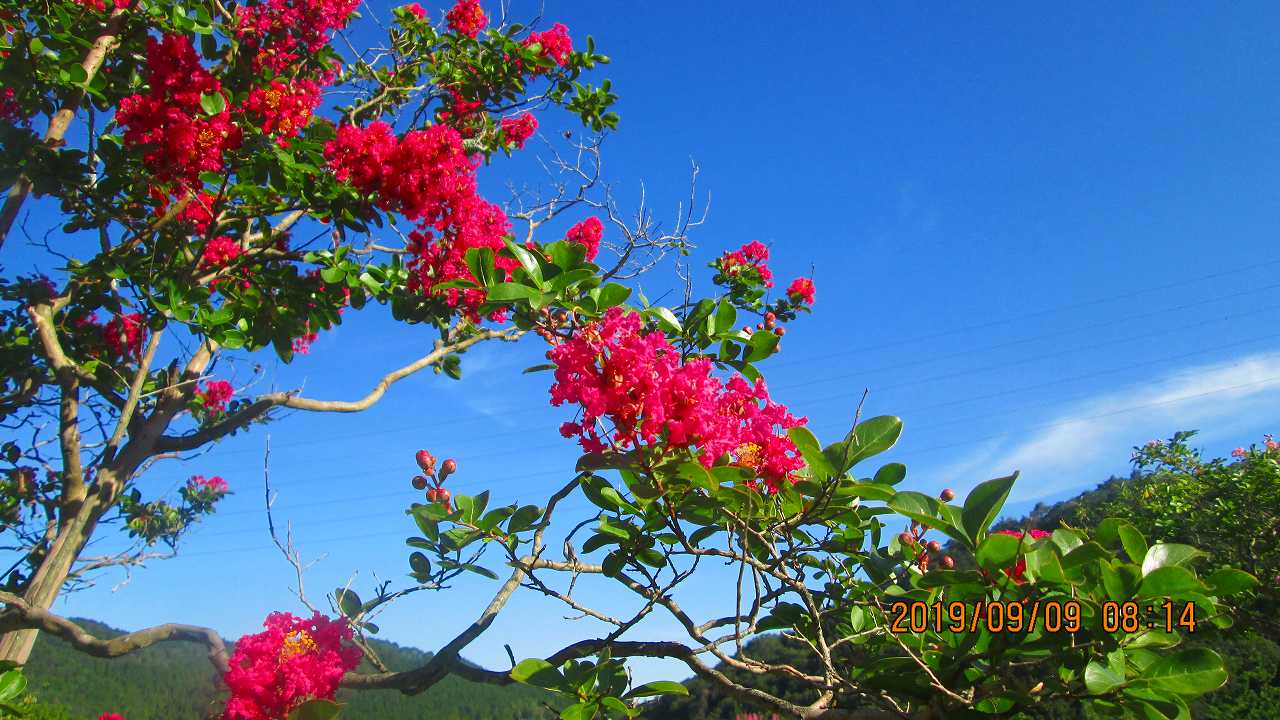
[935,351,1280,503]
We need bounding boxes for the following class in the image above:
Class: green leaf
[648,306,681,334]
[888,492,970,546]
[1137,566,1206,598]
[465,247,496,287]
[1205,567,1258,596]
[624,680,689,699]
[199,92,227,116]
[1024,544,1066,584]
[960,472,1018,543]
[1085,660,1127,695]
[511,658,566,689]
[0,670,26,702]
[976,532,1022,571]
[824,416,903,473]
[288,699,343,720]
[744,330,780,361]
[508,505,543,533]
[594,283,632,309]
[335,588,362,618]
[1141,544,1205,577]
[1119,525,1149,566]
[873,462,906,486]
[560,702,596,720]
[713,298,737,335]
[789,426,835,480]
[459,563,498,579]
[1062,541,1111,569]
[408,552,432,577]
[504,237,545,287]
[1135,648,1227,696]
[487,282,540,302]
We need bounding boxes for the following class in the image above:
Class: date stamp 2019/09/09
[887,599,1199,635]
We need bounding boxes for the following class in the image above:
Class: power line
[181,372,1280,556]
[188,269,1280,459]
[249,318,1280,492]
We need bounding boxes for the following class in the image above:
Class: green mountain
[22,618,551,720]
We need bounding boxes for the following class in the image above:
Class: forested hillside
[21,619,551,720]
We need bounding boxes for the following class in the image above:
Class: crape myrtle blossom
[222,612,361,720]
[324,121,518,320]
[500,112,537,149]
[115,35,242,188]
[196,380,235,413]
[787,277,815,306]
[523,22,573,68]
[564,216,603,262]
[550,308,806,491]
[446,0,487,38]
[234,0,360,74]
[715,240,774,288]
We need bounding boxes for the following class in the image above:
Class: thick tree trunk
[0,512,98,664]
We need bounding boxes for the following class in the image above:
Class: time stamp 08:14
[887,600,1200,635]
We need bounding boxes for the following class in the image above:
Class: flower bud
[411,475,428,491]
[415,449,435,472]
[940,555,955,569]
[939,488,956,502]
[773,326,785,336]
[926,540,941,553]
[441,458,457,478]
[898,532,914,546]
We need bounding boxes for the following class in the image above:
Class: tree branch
[0,590,229,674]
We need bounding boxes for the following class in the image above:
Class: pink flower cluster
[235,0,359,74]
[501,112,537,149]
[201,237,244,269]
[176,192,219,236]
[116,35,242,188]
[75,0,130,11]
[550,308,806,491]
[524,23,573,67]
[98,714,126,720]
[994,529,1051,584]
[716,241,773,288]
[446,0,487,38]
[242,79,323,147]
[187,474,230,495]
[787,277,815,306]
[196,380,235,413]
[222,612,362,720]
[103,313,146,359]
[565,216,603,262]
[325,121,515,320]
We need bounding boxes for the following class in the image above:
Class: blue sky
[8,0,1280,687]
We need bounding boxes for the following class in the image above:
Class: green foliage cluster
[643,431,1278,720]
[20,619,551,720]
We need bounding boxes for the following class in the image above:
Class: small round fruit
[411,475,428,491]
[773,326,785,336]
[415,450,434,472]
[441,458,457,477]
[426,487,439,502]
[765,311,776,324]
[939,488,956,502]
[898,532,915,546]
[940,555,956,569]
[926,540,941,553]
[437,487,451,503]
